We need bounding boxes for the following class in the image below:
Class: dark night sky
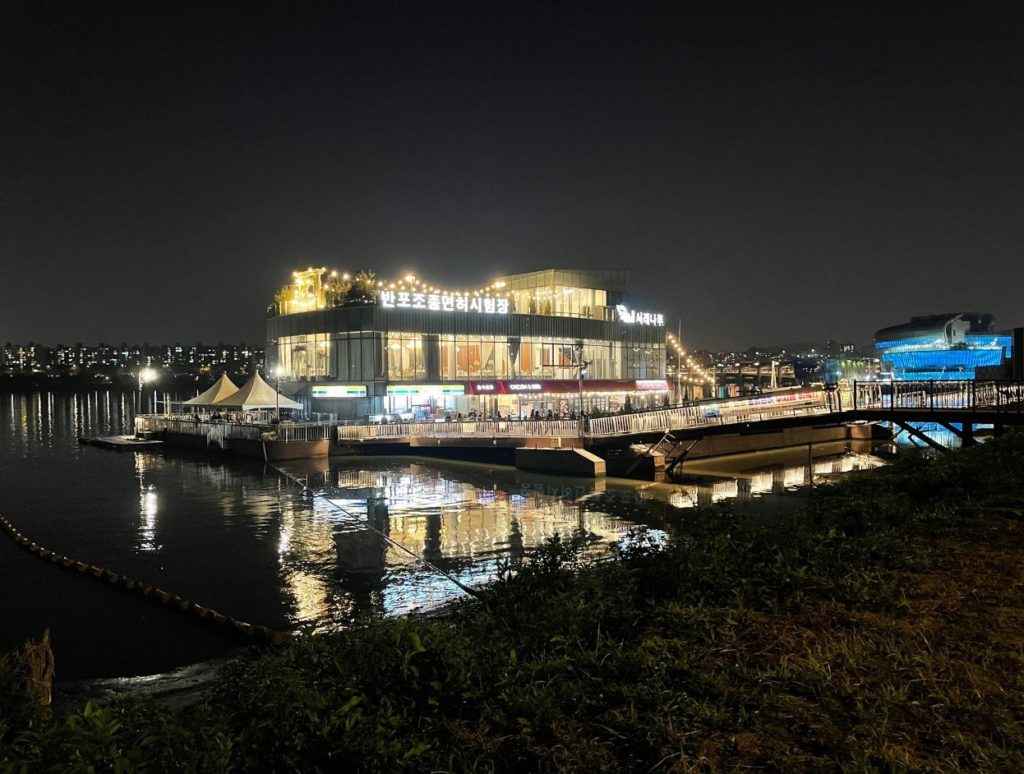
[2,1,1022,350]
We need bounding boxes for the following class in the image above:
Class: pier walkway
[136,380,1024,464]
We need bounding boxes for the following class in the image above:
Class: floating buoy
[234,621,255,637]
[1,511,286,644]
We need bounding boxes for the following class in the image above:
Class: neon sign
[311,385,367,397]
[616,305,664,326]
[386,384,466,396]
[379,290,509,314]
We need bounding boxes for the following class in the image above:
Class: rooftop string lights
[666,332,715,386]
[270,268,515,316]
[376,273,510,298]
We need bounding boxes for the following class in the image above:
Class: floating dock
[79,435,164,451]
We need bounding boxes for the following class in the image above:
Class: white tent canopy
[184,373,240,406]
[212,372,303,410]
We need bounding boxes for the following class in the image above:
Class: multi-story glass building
[874,313,1012,380]
[267,268,668,419]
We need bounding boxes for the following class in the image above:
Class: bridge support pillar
[894,421,949,453]
[939,421,976,447]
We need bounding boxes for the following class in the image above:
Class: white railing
[136,416,333,443]
[850,380,1024,411]
[336,392,831,441]
[586,392,829,438]
[275,422,335,442]
[338,419,582,441]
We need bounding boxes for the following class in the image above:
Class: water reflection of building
[267,461,635,625]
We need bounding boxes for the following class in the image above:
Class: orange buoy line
[0,513,287,644]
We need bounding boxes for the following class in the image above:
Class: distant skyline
[3,1,1022,350]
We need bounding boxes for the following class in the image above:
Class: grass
[3,433,1024,771]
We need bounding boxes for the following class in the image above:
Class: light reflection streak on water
[664,450,886,509]
[275,494,340,626]
[19,396,29,448]
[134,453,160,552]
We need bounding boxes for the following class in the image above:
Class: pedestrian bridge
[332,381,1024,443]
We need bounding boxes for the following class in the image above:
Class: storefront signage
[507,382,543,391]
[636,380,671,391]
[615,305,664,326]
[466,380,670,395]
[386,384,466,396]
[379,290,510,314]
[311,385,367,398]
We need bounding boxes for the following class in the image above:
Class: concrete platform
[515,447,606,477]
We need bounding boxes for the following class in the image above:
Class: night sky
[3,1,1022,350]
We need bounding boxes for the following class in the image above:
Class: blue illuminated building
[874,313,1012,380]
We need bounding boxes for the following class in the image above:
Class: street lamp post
[273,366,285,424]
[573,341,591,432]
[138,367,158,415]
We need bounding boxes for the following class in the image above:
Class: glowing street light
[273,365,286,424]
[138,367,158,414]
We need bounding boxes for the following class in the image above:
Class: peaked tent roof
[184,373,240,406]
[212,372,303,410]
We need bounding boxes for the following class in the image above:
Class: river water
[0,392,887,679]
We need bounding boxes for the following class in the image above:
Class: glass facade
[278,332,663,383]
[268,268,667,418]
[277,332,385,382]
[874,313,1012,381]
[880,344,1009,380]
[498,269,628,321]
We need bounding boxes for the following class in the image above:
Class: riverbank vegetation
[3,434,1024,771]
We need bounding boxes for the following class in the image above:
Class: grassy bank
[3,435,1024,771]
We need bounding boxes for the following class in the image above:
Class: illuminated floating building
[874,313,1013,381]
[266,268,668,419]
